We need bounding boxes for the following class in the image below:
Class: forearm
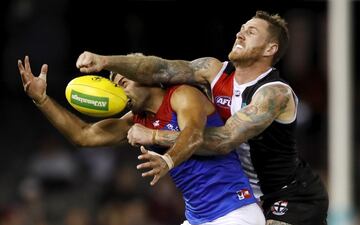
[202,110,273,154]
[154,130,178,147]
[103,54,193,85]
[35,96,91,146]
[155,129,220,156]
[165,127,203,167]
[201,126,239,154]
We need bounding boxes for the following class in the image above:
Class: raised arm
[136,85,213,185]
[18,56,133,147]
[76,51,222,86]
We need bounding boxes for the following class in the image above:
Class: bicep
[171,86,209,131]
[249,83,292,120]
[227,84,292,139]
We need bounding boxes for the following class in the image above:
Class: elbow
[216,132,241,155]
[189,131,204,151]
[69,132,94,148]
[71,137,89,148]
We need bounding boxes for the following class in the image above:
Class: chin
[228,50,241,61]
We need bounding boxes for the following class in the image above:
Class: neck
[143,88,166,114]
[233,61,272,84]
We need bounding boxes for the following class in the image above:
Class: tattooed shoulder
[252,84,292,115]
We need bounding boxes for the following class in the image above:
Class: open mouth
[234,44,244,50]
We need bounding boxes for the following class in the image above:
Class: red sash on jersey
[212,71,234,122]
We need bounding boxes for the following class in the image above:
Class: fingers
[150,175,160,186]
[136,161,153,170]
[39,64,48,82]
[18,57,32,89]
[140,145,148,154]
[76,51,95,73]
[137,146,166,186]
[80,67,92,74]
[141,167,160,178]
[24,56,32,73]
[18,59,27,85]
[18,59,24,73]
[76,51,87,69]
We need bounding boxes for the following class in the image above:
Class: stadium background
[0,0,358,224]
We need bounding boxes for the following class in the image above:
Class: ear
[263,42,278,57]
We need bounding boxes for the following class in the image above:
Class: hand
[127,124,155,146]
[18,56,48,104]
[76,51,105,73]
[137,146,169,186]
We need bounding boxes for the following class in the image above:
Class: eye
[121,80,128,88]
[248,28,257,35]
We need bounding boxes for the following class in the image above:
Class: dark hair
[254,10,289,65]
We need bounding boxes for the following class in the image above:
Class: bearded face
[228,43,267,67]
[229,18,272,67]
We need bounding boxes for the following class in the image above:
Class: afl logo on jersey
[215,96,231,108]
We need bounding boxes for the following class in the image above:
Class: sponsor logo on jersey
[271,200,288,216]
[236,189,251,200]
[215,96,231,108]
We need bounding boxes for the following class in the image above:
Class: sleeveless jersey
[211,61,301,199]
[133,85,257,225]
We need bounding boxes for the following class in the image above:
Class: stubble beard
[228,46,264,68]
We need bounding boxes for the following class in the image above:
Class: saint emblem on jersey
[215,96,231,108]
[271,200,288,216]
[236,189,251,200]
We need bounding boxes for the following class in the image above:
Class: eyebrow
[241,25,259,32]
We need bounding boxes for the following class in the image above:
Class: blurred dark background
[0,0,358,225]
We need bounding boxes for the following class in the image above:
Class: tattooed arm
[76,51,222,86]
[201,84,293,154]
[130,84,294,155]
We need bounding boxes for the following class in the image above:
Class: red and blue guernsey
[133,85,257,225]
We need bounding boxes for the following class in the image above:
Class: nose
[236,31,245,40]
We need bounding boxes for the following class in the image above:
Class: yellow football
[65,75,128,117]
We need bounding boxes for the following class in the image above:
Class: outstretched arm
[129,84,293,155]
[76,51,222,86]
[18,56,133,147]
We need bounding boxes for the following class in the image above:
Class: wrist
[161,153,174,170]
[33,95,49,107]
[101,55,110,70]
[152,129,158,145]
